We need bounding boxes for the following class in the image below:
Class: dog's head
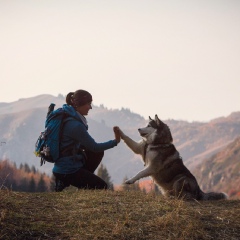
[138,115,173,144]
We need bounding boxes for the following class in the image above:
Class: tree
[97,164,114,190]
[24,163,31,173]
[31,166,37,174]
[36,175,48,192]
[28,176,36,192]
[2,177,11,190]
[11,179,17,191]
[57,93,64,99]
[18,178,28,192]
[50,174,56,191]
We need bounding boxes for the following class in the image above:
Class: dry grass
[0,189,240,240]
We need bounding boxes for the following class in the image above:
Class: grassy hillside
[1,190,240,240]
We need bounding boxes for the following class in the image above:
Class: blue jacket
[52,104,118,174]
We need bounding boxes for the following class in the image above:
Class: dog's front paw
[125,179,134,184]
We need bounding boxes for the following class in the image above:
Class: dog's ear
[155,114,162,126]
[149,116,153,121]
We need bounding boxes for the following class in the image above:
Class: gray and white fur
[119,115,227,201]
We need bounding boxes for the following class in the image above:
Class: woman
[53,89,120,191]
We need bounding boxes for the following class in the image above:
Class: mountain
[0,94,65,115]
[167,113,240,169]
[193,136,240,198]
[0,94,240,185]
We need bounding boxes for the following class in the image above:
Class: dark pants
[53,151,107,190]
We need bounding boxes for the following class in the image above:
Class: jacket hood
[62,104,81,120]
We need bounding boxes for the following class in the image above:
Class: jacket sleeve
[66,121,118,152]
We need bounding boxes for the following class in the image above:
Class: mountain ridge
[0,94,240,186]
[193,136,240,198]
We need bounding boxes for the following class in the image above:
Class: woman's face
[76,102,92,116]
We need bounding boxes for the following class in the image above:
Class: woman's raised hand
[113,126,121,143]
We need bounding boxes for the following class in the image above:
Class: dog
[119,115,227,200]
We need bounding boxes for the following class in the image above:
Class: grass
[0,189,240,240]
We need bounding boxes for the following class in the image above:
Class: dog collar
[143,143,172,161]
[149,143,172,148]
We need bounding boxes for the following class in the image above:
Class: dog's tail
[199,190,228,200]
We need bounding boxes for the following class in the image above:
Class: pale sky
[0,0,239,122]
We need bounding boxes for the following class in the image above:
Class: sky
[0,0,239,122]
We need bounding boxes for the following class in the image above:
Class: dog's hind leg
[125,166,154,184]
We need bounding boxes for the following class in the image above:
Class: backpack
[35,103,72,166]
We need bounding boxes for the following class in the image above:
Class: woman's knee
[86,150,104,160]
[98,151,104,159]
[100,180,108,189]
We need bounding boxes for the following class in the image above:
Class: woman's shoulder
[65,117,84,126]
[64,117,87,131]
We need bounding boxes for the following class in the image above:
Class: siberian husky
[119,115,227,200]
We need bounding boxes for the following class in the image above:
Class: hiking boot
[55,179,66,192]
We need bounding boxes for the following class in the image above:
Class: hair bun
[66,92,74,106]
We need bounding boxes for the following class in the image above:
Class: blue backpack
[35,103,72,166]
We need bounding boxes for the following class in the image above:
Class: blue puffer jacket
[52,104,118,174]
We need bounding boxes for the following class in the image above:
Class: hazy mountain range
[0,94,240,187]
[194,136,240,198]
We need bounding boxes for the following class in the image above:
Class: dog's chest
[144,144,173,166]
[144,147,163,165]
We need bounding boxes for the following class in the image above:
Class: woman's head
[66,90,93,115]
